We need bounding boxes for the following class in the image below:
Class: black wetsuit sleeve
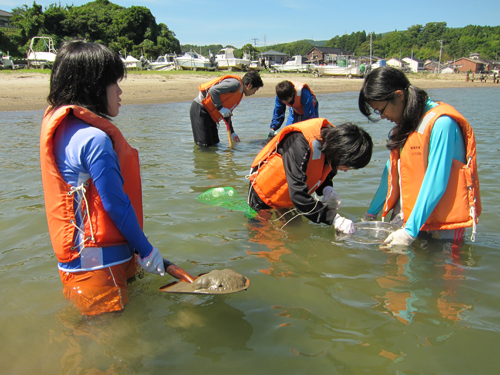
[279,132,336,225]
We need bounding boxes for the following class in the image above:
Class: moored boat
[312,62,364,78]
[147,54,176,70]
[215,48,250,71]
[26,36,57,68]
[270,55,313,73]
[174,51,217,71]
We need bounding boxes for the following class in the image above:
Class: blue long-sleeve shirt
[270,88,318,131]
[367,99,466,238]
[54,115,153,271]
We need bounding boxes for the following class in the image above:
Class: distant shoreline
[0,71,497,112]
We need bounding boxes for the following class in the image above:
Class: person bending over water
[190,70,263,147]
[268,80,319,138]
[358,66,481,247]
[247,118,373,233]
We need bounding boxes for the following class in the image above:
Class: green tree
[241,43,258,59]
[11,2,45,39]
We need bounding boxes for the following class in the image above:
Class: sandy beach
[0,71,497,112]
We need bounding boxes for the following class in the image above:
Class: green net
[196,187,257,218]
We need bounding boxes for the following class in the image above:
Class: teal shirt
[368,99,466,237]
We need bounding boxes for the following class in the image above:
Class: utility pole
[250,38,259,60]
[437,40,443,73]
[369,32,373,68]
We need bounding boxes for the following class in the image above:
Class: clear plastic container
[350,221,400,245]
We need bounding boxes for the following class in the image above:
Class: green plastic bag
[196,187,257,218]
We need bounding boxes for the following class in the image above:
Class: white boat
[215,48,250,71]
[147,54,176,70]
[1,53,16,69]
[26,36,57,68]
[270,55,314,73]
[174,51,217,71]
[248,60,264,71]
[121,55,142,69]
[312,62,364,78]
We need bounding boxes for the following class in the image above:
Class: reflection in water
[245,210,305,278]
[191,145,248,194]
[166,298,253,362]
[53,295,253,371]
[374,239,475,325]
[374,251,418,324]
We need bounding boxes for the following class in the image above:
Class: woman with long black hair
[359,66,481,247]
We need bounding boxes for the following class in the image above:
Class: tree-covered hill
[1,1,499,64]
[324,23,500,61]
[210,23,499,63]
[2,0,181,58]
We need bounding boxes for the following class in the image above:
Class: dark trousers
[190,101,219,147]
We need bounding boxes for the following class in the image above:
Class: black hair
[47,40,126,118]
[275,80,295,101]
[320,123,373,170]
[358,66,428,150]
[242,70,264,88]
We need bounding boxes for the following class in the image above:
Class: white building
[386,57,404,68]
[402,57,425,73]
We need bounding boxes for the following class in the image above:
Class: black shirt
[248,131,337,225]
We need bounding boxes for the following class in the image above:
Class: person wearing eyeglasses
[268,80,319,138]
[358,66,481,247]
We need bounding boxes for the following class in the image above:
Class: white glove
[383,228,415,247]
[322,186,341,214]
[231,133,241,142]
[333,214,355,234]
[138,247,165,276]
[219,107,232,118]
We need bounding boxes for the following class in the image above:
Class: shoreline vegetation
[0,70,497,112]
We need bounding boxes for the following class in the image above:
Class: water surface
[1,87,499,374]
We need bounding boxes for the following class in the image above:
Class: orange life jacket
[382,102,481,231]
[248,118,332,208]
[199,75,244,123]
[40,105,143,263]
[287,82,317,115]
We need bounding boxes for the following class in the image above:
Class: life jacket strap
[68,182,96,251]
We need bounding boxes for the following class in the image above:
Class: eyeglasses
[373,101,389,116]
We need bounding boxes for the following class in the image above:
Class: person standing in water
[40,41,192,316]
[190,70,263,147]
[268,80,319,138]
[358,66,481,247]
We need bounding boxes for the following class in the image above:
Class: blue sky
[2,0,499,48]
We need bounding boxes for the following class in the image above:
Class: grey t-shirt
[194,78,242,109]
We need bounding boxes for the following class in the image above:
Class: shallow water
[1,87,499,374]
